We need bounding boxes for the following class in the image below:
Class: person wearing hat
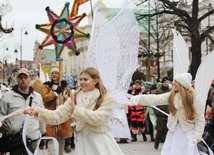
[130,73,205,155]
[128,80,147,142]
[41,67,72,155]
[153,76,171,149]
[0,68,46,154]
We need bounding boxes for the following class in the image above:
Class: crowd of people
[118,76,171,151]
[0,67,213,155]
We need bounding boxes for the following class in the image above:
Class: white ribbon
[150,105,169,117]
[0,109,59,155]
[22,107,59,155]
[0,109,23,123]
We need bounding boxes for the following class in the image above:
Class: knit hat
[50,67,59,74]
[174,73,192,89]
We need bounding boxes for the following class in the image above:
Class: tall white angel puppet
[84,3,140,140]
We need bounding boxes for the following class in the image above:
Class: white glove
[130,95,142,104]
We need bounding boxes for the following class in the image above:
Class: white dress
[75,128,124,155]
[73,90,124,155]
[161,124,200,155]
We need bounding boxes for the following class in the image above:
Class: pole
[2,43,9,83]
[89,0,93,20]
[3,47,4,83]
[156,8,161,79]
[147,0,151,55]
[20,24,29,68]
[146,0,151,81]
[20,29,23,68]
[59,58,62,86]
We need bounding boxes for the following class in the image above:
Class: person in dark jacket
[42,67,72,155]
[154,77,171,149]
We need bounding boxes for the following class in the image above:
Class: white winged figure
[172,30,214,154]
[85,3,140,139]
[150,29,190,116]
[172,29,190,75]
[172,29,214,110]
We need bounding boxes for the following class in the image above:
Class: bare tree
[136,0,214,79]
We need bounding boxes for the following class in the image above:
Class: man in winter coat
[0,68,46,154]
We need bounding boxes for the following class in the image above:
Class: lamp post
[2,43,9,83]
[139,0,163,81]
[14,43,20,67]
[14,24,29,68]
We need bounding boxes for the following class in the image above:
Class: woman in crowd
[23,67,124,155]
[130,73,205,155]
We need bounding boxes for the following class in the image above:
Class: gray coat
[0,88,46,140]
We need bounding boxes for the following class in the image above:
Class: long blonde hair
[168,83,196,120]
[76,67,107,110]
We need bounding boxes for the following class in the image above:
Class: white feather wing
[85,7,140,105]
[195,50,214,108]
[172,29,190,74]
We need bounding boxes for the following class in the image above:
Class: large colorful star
[35,2,90,61]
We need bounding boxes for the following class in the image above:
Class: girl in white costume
[131,73,205,155]
[24,67,124,155]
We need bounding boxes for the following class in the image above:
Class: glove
[61,80,68,88]
[55,86,64,94]
[0,121,10,133]
[44,81,53,88]
[130,95,142,104]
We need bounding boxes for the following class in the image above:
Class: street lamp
[14,43,20,67]
[138,0,163,81]
[14,24,29,68]
[2,43,9,83]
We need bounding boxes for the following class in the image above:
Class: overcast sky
[1,0,124,64]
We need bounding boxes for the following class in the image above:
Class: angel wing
[172,29,190,75]
[85,5,140,105]
[194,50,214,108]
[84,4,139,139]
[84,9,109,69]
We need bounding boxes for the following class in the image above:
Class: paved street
[39,134,163,155]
